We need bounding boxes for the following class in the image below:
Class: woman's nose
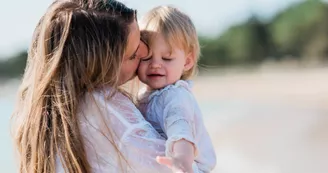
[138,40,149,59]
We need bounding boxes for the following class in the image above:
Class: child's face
[137,33,194,90]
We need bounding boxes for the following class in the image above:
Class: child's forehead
[154,40,185,55]
[140,30,187,54]
[153,33,185,49]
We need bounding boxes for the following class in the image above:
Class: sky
[0,0,311,58]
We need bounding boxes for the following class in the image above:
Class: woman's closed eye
[129,43,141,60]
[129,53,137,60]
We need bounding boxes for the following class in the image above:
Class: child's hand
[156,156,194,173]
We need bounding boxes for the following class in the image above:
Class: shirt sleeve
[160,87,199,158]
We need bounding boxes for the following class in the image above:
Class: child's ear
[184,52,195,71]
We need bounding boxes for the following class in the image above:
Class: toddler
[137,6,216,173]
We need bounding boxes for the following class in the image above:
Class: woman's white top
[138,80,217,172]
[55,87,204,172]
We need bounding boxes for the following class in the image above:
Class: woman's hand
[156,156,194,173]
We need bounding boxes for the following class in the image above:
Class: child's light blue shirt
[138,80,217,173]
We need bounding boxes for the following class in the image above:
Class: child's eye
[141,57,151,61]
[162,57,172,61]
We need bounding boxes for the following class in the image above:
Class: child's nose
[150,61,162,69]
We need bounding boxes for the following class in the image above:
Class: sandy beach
[193,67,328,173]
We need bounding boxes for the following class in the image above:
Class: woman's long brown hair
[12,0,135,172]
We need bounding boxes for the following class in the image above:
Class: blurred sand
[192,67,328,173]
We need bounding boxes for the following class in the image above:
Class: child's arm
[160,87,199,172]
[162,126,196,172]
[172,139,195,172]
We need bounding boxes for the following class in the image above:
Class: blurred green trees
[199,0,328,66]
[0,51,27,79]
[1,0,328,79]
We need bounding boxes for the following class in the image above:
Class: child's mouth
[147,74,164,78]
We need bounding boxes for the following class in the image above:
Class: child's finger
[156,156,186,173]
[156,156,173,168]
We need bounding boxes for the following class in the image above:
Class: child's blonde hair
[140,5,200,80]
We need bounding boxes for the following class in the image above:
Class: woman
[12,0,198,172]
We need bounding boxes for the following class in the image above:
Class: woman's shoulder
[79,87,143,123]
[86,87,132,104]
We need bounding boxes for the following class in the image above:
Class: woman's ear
[184,52,195,71]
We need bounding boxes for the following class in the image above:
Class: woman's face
[119,19,149,85]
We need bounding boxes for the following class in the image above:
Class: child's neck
[146,86,158,92]
[146,80,183,92]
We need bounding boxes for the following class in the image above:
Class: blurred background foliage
[199,0,328,67]
[1,0,328,79]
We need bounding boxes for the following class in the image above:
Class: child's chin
[149,83,165,90]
